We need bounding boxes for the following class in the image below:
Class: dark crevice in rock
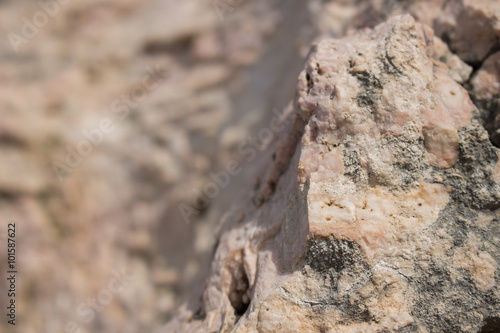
[383,50,404,76]
[467,41,500,72]
[192,305,206,321]
[436,18,500,148]
[476,97,500,148]
[228,256,250,319]
[307,115,321,143]
[253,113,306,206]
[306,72,313,94]
[479,316,500,333]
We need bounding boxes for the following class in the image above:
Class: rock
[166,15,500,333]
[4,0,500,332]
[432,36,473,83]
[471,51,500,147]
[0,147,49,194]
[0,1,294,332]
[434,0,500,64]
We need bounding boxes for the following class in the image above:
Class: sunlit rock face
[166,14,500,333]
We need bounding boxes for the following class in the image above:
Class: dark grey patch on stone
[412,259,488,332]
[397,322,421,333]
[382,50,404,75]
[302,237,372,324]
[342,147,366,184]
[430,119,500,210]
[485,217,500,257]
[375,49,404,76]
[350,70,383,115]
[409,201,500,333]
[451,216,470,248]
[381,133,427,188]
[305,237,365,276]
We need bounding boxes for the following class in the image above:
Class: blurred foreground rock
[167,14,500,333]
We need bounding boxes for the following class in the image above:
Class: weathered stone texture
[167,14,500,333]
[434,0,500,64]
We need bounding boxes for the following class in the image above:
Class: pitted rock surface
[166,14,500,333]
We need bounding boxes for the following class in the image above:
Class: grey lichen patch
[407,200,500,333]
[351,70,383,116]
[430,119,500,210]
[342,146,366,184]
[375,130,427,188]
[340,127,428,190]
[265,236,417,331]
[305,236,367,279]
[292,236,374,324]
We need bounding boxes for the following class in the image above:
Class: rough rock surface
[167,15,500,333]
[471,52,500,147]
[2,0,500,332]
[434,0,500,64]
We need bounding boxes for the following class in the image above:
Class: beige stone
[167,14,500,333]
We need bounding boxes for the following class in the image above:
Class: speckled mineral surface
[166,13,500,333]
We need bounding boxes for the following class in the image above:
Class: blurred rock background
[0,0,497,332]
[0,1,309,332]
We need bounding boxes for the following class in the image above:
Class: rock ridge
[166,13,500,333]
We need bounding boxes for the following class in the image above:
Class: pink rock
[166,15,500,333]
[434,0,500,63]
